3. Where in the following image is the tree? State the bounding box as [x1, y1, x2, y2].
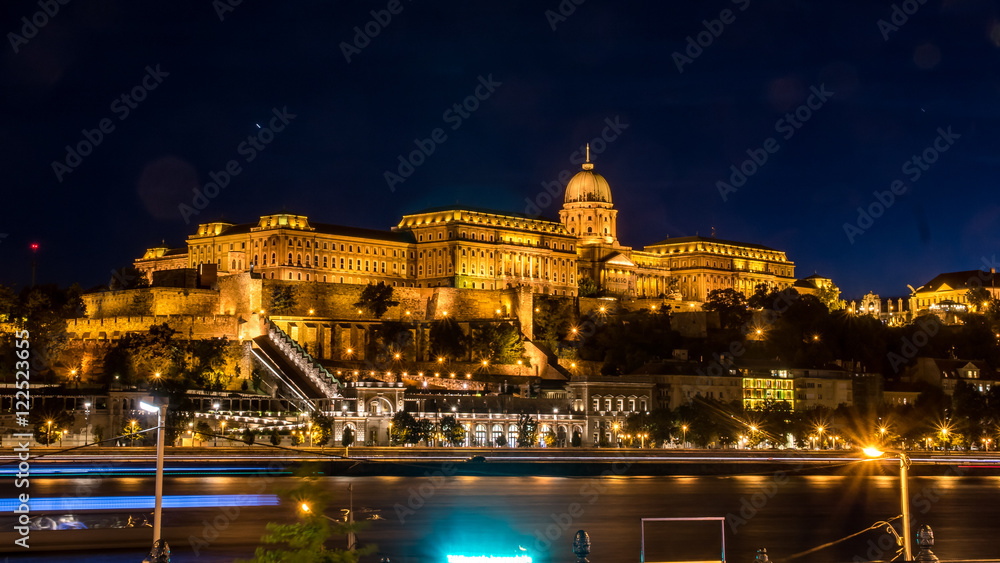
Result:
[469, 322, 525, 364]
[269, 284, 297, 315]
[354, 282, 399, 319]
[578, 275, 599, 297]
[516, 414, 538, 447]
[429, 317, 467, 360]
[815, 283, 845, 311]
[270, 428, 281, 446]
[243, 427, 256, 445]
[439, 415, 466, 446]
[313, 413, 333, 447]
[390, 411, 421, 445]
[237, 472, 374, 563]
[703, 289, 751, 330]
[195, 421, 213, 444]
[533, 296, 573, 353]
[571, 430, 582, 447]
[109, 265, 150, 290]
[93, 425, 105, 445]
[30, 409, 75, 446]
[966, 286, 991, 313]
[341, 426, 355, 447]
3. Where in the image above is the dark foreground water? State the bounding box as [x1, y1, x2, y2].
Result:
[3, 469, 999, 563]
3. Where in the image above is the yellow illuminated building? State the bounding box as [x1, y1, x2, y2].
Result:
[135, 147, 794, 301]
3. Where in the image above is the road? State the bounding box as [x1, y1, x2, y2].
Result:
[2, 465, 999, 562]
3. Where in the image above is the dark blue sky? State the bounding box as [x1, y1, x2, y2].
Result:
[2, 0, 998, 298]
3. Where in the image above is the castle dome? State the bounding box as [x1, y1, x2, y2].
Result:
[564, 146, 612, 204]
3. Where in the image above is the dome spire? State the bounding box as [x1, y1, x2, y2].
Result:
[583, 142, 594, 171]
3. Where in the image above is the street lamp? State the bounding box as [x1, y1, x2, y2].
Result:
[681, 424, 688, 448]
[816, 425, 826, 449]
[84, 403, 91, 445]
[140, 399, 167, 554]
[863, 446, 912, 561]
[46, 420, 53, 447]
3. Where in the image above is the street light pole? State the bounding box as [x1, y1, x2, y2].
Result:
[899, 452, 912, 562]
[863, 447, 912, 561]
[140, 400, 168, 558]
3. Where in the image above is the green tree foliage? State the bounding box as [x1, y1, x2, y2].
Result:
[966, 286, 991, 313]
[195, 421, 213, 444]
[516, 414, 538, 447]
[243, 427, 256, 445]
[577, 311, 681, 375]
[341, 426, 355, 447]
[270, 428, 281, 446]
[313, 413, 333, 447]
[109, 266, 150, 290]
[372, 321, 414, 362]
[469, 322, 525, 364]
[578, 275, 598, 297]
[439, 415, 466, 446]
[390, 411, 421, 445]
[269, 284, 297, 315]
[103, 323, 183, 387]
[532, 296, 573, 353]
[703, 288, 752, 330]
[238, 473, 374, 563]
[0, 284, 80, 381]
[815, 283, 845, 311]
[30, 408, 75, 445]
[429, 317, 467, 360]
[353, 282, 399, 319]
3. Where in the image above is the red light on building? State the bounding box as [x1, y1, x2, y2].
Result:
[30, 243, 39, 251]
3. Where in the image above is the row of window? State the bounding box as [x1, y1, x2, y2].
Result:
[590, 395, 649, 413]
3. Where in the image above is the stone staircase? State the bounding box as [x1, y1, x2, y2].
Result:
[252, 321, 342, 400]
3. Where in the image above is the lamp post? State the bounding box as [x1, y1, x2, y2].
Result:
[863, 447, 912, 561]
[84, 403, 91, 445]
[140, 400, 167, 553]
[212, 402, 220, 447]
[681, 425, 688, 448]
[816, 425, 825, 449]
[46, 420, 52, 447]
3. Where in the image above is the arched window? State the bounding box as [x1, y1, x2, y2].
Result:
[475, 424, 487, 447]
[492, 424, 504, 446]
[508, 424, 518, 447]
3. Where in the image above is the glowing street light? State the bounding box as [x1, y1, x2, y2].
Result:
[681, 424, 688, 448]
[139, 399, 167, 553]
[863, 446, 913, 561]
[46, 420, 53, 447]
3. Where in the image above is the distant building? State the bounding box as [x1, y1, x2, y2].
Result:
[735, 362, 854, 411]
[134, 148, 794, 302]
[905, 357, 999, 396]
[847, 292, 910, 326]
[909, 269, 1000, 319]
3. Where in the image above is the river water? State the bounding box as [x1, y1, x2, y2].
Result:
[5, 469, 1000, 563]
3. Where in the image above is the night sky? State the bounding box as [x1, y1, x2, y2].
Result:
[2, 0, 998, 299]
